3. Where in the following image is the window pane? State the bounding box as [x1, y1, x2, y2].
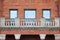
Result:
[43, 10, 50, 19]
[25, 10, 36, 18]
[10, 10, 17, 18]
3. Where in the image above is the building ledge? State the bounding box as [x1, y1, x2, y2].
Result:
[0, 27, 60, 30]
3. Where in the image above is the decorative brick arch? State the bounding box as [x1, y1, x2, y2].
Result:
[5, 35, 15, 40]
[20, 35, 41, 40]
[45, 35, 55, 40]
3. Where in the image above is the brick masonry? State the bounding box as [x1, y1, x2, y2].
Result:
[0, 0, 60, 34]
[58, 0, 60, 17]
[0, 30, 59, 34]
[0, 0, 59, 18]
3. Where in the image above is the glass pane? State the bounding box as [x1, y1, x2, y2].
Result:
[43, 10, 50, 19]
[25, 10, 36, 18]
[10, 10, 17, 18]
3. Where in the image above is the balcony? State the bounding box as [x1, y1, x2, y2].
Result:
[0, 17, 60, 30]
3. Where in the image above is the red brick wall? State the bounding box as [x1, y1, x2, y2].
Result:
[1, 0, 58, 19]
[0, 0, 60, 34]
[0, 0, 3, 17]
[0, 30, 60, 34]
[58, 0, 60, 17]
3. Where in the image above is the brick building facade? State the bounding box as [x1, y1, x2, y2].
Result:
[0, 0, 60, 40]
[0, 0, 59, 18]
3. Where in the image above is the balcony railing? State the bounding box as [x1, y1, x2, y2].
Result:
[0, 18, 60, 30]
